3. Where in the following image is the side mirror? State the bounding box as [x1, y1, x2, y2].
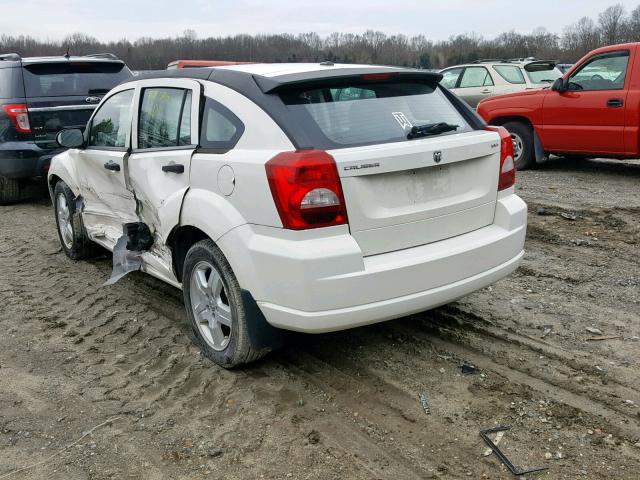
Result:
[56, 128, 85, 149]
[551, 78, 567, 93]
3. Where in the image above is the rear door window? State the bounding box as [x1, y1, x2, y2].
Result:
[22, 62, 131, 97]
[88, 89, 134, 149]
[459, 67, 494, 88]
[138, 88, 192, 148]
[493, 65, 526, 84]
[279, 80, 471, 149]
[440, 68, 463, 89]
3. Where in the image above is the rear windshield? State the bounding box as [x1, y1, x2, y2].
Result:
[22, 62, 131, 97]
[524, 64, 562, 84]
[279, 80, 471, 149]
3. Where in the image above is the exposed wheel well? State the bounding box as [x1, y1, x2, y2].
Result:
[169, 225, 210, 283]
[48, 175, 62, 195]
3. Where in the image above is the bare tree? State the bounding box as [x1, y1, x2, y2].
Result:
[0, 3, 633, 70]
[599, 4, 627, 44]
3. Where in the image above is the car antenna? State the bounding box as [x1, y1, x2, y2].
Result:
[64, 46, 70, 59]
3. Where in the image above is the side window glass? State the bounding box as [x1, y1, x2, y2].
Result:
[459, 67, 494, 88]
[493, 65, 526, 84]
[200, 97, 244, 151]
[88, 89, 134, 148]
[178, 91, 192, 146]
[441, 68, 462, 89]
[138, 88, 191, 149]
[569, 51, 629, 91]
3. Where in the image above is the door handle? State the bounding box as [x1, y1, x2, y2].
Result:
[607, 98, 624, 107]
[481, 89, 492, 94]
[162, 163, 184, 174]
[103, 160, 120, 172]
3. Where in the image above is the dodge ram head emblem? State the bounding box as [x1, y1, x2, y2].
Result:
[433, 151, 442, 163]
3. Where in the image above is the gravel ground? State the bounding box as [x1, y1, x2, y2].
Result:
[0, 156, 639, 479]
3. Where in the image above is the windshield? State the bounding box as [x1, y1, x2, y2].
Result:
[279, 81, 470, 149]
[525, 64, 562, 84]
[22, 62, 131, 97]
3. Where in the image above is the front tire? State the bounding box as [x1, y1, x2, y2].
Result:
[53, 181, 95, 260]
[0, 176, 20, 205]
[503, 121, 536, 170]
[183, 239, 270, 368]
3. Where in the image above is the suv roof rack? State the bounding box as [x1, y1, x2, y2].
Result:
[0, 53, 21, 62]
[86, 53, 120, 60]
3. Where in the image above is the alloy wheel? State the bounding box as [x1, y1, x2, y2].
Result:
[189, 261, 233, 351]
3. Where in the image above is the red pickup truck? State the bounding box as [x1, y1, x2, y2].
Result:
[477, 43, 638, 169]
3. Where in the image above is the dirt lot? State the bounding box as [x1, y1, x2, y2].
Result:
[0, 156, 639, 479]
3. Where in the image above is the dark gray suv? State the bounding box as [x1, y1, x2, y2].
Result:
[0, 53, 132, 204]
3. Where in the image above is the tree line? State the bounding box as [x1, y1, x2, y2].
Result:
[1, 3, 639, 70]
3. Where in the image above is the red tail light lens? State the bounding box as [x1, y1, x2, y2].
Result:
[265, 150, 348, 230]
[2, 104, 31, 133]
[485, 126, 515, 191]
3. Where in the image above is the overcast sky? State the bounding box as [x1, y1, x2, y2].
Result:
[1, 0, 638, 42]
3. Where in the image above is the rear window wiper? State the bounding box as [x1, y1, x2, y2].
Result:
[407, 122, 459, 139]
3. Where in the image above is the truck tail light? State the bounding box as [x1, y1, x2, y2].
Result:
[2, 104, 31, 133]
[265, 150, 348, 230]
[485, 126, 515, 191]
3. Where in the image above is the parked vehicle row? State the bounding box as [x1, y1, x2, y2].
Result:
[440, 58, 562, 107]
[48, 63, 526, 367]
[477, 43, 637, 169]
[0, 53, 132, 204]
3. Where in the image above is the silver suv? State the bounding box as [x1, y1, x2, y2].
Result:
[440, 58, 563, 107]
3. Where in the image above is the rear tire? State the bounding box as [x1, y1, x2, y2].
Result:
[183, 239, 271, 368]
[0, 176, 20, 205]
[502, 121, 536, 170]
[53, 181, 96, 260]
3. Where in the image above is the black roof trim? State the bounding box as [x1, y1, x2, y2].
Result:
[252, 67, 443, 93]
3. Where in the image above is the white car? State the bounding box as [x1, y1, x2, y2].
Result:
[48, 63, 527, 367]
[440, 59, 563, 107]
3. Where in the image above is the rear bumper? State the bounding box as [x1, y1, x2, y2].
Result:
[218, 191, 527, 333]
[259, 251, 523, 333]
[0, 142, 61, 179]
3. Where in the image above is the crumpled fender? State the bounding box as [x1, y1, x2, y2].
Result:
[47, 150, 82, 199]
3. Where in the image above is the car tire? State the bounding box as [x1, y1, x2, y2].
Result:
[53, 181, 96, 260]
[183, 239, 270, 368]
[502, 121, 536, 170]
[0, 176, 20, 205]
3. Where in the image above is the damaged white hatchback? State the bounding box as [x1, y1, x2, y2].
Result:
[48, 63, 527, 368]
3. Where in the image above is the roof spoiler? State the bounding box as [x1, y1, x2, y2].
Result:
[253, 68, 444, 93]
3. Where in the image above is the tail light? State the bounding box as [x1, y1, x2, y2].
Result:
[2, 104, 31, 133]
[265, 149, 348, 230]
[485, 126, 515, 191]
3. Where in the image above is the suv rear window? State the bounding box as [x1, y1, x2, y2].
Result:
[22, 62, 131, 97]
[279, 81, 471, 149]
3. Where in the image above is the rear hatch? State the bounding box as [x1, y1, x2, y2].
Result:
[278, 75, 501, 256]
[22, 60, 131, 148]
[524, 61, 562, 86]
